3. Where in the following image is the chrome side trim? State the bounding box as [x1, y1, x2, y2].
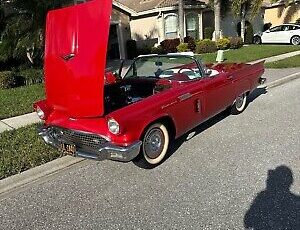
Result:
[178, 93, 192, 101]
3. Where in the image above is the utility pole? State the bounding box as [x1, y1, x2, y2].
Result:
[178, 0, 184, 42]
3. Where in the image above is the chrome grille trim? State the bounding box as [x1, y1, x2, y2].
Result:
[48, 126, 109, 151]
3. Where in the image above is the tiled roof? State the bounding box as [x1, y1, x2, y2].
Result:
[114, 0, 208, 13]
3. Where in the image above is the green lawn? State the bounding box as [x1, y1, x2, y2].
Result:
[0, 84, 45, 120]
[0, 124, 62, 180]
[265, 55, 300, 69]
[197, 45, 300, 64]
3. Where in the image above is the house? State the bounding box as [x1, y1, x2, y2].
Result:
[113, 0, 213, 51]
[263, 0, 300, 26]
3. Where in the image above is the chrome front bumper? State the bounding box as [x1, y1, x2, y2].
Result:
[38, 126, 142, 162]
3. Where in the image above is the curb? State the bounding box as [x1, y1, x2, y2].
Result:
[260, 72, 300, 89]
[0, 156, 85, 196]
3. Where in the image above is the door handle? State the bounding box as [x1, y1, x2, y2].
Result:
[61, 53, 75, 61]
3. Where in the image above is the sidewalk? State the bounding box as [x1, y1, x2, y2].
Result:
[0, 112, 40, 134]
[1, 50, 300, 135]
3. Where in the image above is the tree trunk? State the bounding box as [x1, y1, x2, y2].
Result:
[178, 0, 184, 42]
[214, 0, 221, 40]
[241, 3, 246, 42]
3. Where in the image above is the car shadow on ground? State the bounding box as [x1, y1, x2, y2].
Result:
[164, 86, 268, 163]
[244, 165, 300, 230]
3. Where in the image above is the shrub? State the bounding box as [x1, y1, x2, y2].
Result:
[263, 23, 272, 31]
[245, 24, 254, 44]
[177, 43, 190, 52]
[216, 38, 230, 50]
[160, 38, 180, 53]
[184, 36, 196, 52]
[151, 45, 165, 54]
[195, 39, 217, 54]
[229, 37, 244, 49]
[0, 71, 17, 89]
[137, 46, 152, 56]
[204, 27, 214, 40]
[126, 40, 138, 59]
[19, 69, 44, 86]
[296, 18, 300, 25]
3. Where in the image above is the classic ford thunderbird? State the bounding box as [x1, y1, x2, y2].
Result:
[34, 0, 265, 168]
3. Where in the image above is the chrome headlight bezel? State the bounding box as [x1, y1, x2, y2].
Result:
[36, 106, 45, 120]
[107, 118, 120, 135]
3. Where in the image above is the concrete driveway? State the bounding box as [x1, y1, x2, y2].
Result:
[0, 78, 300, 229]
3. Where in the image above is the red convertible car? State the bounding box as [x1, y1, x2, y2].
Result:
[34, 0, 265, 168]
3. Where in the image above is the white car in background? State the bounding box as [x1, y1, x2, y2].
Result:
[253, 24, 300, 45]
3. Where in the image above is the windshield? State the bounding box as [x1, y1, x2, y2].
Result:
[124, 55, 203, 81]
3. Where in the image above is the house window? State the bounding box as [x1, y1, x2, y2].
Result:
[186, 13, 199, 39]
[164, 14, 178, 39]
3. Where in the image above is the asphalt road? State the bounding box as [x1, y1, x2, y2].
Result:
[1, 78, 300, 230]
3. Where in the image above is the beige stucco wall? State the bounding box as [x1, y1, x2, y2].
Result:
[264, 4, 300, 26]
[130, 15, 161, 41]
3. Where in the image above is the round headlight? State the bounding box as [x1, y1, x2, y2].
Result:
[36, 106, 45, 120]
[108, 118, 120, 135]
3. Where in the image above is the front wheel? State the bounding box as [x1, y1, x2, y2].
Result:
[133, 123, 169, 169]
[231, 93, 248, 115]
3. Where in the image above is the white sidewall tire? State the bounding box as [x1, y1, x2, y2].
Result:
[142, 123, 169, 165]
[236, 93, 247, 112]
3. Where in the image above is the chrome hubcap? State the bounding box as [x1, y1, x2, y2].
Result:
[144, 128, 165, 159]
[236, 94, 245, 109]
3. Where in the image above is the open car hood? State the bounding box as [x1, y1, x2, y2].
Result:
[45, 0, 112, 118]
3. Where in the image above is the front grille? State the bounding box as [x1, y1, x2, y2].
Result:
[49, 126, 108, 151]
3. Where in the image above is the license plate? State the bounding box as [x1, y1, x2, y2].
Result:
[59, 143, 76, 156]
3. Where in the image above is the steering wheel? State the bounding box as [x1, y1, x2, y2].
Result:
[178, 67, 197, 75]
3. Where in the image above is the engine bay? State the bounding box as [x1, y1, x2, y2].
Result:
[104, 78, 172, 114]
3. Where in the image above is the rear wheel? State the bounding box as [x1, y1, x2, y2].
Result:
[133, 123, 169, 169]
[291, 36, 300, 45]
[253, 36, 262, 44]
[231, 93, 248, 115]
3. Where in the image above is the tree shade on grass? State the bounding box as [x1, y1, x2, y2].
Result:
[0, 125, 62, 180]
[0, 84, 45, 119]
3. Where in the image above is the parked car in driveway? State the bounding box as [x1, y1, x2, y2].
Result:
[34, 0, 266, 168]
[253, 24, 300, 45]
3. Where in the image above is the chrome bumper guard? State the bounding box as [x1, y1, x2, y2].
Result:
[38, 126, 142, 162]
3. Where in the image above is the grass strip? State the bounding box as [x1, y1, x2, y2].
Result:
[0, 84, 45, 119]
[197, 45, 300, 64]
[265, 55, 300, 69]
[0, 124, 62, 180]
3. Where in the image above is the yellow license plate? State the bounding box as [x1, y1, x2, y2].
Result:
[59, 143, 76, 156]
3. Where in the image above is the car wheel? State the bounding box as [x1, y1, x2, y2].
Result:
[133, 123, 169, 169]
[231, 93, 248, 115]
[253, 36, 262, 44]
[291, 36, 300, 45]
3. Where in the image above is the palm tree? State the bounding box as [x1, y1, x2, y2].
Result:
[214, 0, 222, 40]
[178, 0, 185, 42]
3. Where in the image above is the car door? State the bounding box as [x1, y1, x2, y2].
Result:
[201, 72, 236, 119]
[278, 25, 293, 43]
[261, 26, 282, 43]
